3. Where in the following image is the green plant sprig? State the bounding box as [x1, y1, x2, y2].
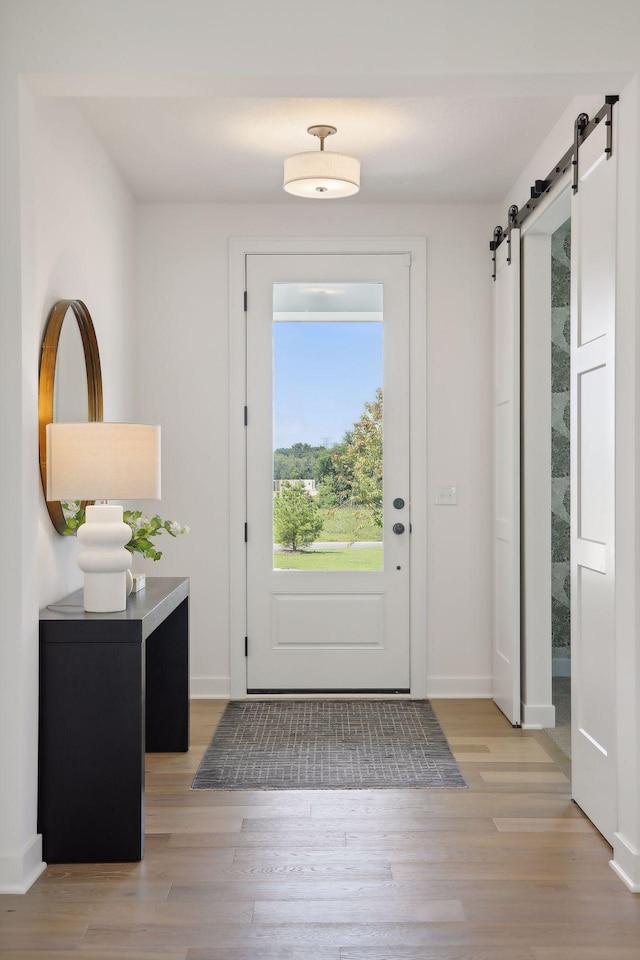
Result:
[60, 502, 189, 561]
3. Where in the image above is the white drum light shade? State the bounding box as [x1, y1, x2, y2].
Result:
[283, 151, 360, 198]
[46, 422, 161, 501]
[45, 422, 161, 613]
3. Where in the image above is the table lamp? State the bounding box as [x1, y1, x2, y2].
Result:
[46, 422, 161, 612]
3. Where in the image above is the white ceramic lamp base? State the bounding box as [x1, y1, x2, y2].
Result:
[77, 504, 132, 612]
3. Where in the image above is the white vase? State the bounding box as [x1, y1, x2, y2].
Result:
[76, 504, 132, 612]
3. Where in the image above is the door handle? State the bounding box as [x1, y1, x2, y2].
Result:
[392, 522, 405, 535]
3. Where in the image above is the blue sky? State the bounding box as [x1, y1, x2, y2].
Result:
[273, 322, 383, 449]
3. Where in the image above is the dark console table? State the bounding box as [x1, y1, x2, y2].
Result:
[38, 576, 189, 863]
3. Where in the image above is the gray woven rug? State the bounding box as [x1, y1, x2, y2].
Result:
[192, 700, 466, 790]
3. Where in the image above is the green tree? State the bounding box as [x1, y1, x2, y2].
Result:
[273, 443, 324, 480]
[336, 388, 383, 526]
[314, 443, 351, 507]
[273, 481, 324, 551]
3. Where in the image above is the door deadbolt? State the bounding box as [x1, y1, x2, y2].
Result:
[392, 522, 405, 535]
[393, 497, 405, 510]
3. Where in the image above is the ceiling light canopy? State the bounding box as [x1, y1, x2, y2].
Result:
[283, 125, 360, 199]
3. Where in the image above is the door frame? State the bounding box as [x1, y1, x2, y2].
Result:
[229, 237, 428, 699]
[519, 178, 572, 729]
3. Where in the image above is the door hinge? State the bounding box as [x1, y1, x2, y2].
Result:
[244, 636, 248, 657]
[244, 522, 248, 542]
[243, 290, 248, 312]
[244, 405, 248, 426]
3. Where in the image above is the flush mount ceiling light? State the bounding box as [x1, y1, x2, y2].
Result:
[283, 125, 360, 199]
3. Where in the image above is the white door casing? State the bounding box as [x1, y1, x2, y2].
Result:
[493, 231, 521, 726]
[519, 183, 570, 731]
[245, 253, 411, 692]
[570, 123, 617, 844]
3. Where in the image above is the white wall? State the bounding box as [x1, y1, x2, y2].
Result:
[136, 203, 495, 699]
[0, 95, 136, 892]
[36, 98, 138, 605]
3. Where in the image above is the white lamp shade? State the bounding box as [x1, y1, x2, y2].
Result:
[283, 150, 360, 198]
[46, 422, 161, 501]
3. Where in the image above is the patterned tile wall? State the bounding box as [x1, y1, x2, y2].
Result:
[551, 219, 571, 651]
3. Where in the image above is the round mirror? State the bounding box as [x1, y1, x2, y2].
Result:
[38, 300, 103, 533]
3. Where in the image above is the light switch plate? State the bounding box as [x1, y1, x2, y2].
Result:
[435, 482, 458, 505]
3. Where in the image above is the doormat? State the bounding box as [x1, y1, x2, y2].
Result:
[191, 700, 467, 790]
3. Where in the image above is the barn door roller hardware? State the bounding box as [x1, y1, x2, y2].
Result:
[489, 95, 619, 278]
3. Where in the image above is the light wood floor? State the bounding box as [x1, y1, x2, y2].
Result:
[2, 698, 639, 959]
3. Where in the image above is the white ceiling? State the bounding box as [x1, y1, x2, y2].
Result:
[77, 95, 571, 204]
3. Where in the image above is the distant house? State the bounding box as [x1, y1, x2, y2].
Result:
[273, 479, 317, 495]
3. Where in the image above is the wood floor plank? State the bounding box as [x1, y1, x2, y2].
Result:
[168, 878, 571, 904]
[187, 949, 340, 960]
[151, 800, 314, 815]
[241, 816, 498, 834]
[0, 916, 88, 952]
[340, 949, 536, 960]
[252, 898, 467, 923]
[80, 920, 640, 949]
[391, 859, 618, 882]
[462, 896, 640, 923]
[167, 861, 394, 883]
[493, 817, 597, 833]
[146, 815, 245, 834]
[0, 953, 188, 960]
[449, 737, 553, 764]
[7, 697, 639, 958]
[532, 949, 640, 959]
[0, 880, 172, 904]
[479, 771, 569, 783]
[232, 838, 610, 864]
[1, 900, 255, 925]
[310, 799, 583, 819]
[344, 831, 609, 853]
[166, 829, 347, 848]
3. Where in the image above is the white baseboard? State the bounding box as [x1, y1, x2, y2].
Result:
[190, 676, 231, 699]
[552, 657, 571, 677]
[192, 676, 493, 700]
[0, 834, 45, 894]
[610, 833, 640, 893]
[521, 702, 556, 729]
[426, 677, 492, 699]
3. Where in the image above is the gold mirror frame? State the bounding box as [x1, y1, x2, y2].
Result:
[38, 299, 103, 534]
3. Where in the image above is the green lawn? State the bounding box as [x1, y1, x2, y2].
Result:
[316, 506, 382, 542]
[274, 545, 383, 571]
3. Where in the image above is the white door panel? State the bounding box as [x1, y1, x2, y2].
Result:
[571, 123, 617, 844]
[246, 253, 411, 692]
[493, 232, 521, 725]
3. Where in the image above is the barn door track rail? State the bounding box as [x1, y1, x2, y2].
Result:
[490, 95, 619, 280]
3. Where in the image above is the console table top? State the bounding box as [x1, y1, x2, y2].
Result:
[40, 576, 189, 639]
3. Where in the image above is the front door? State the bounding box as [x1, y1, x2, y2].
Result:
[245, 253, 411, 692]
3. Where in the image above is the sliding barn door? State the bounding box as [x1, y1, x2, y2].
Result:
[570, 123, 617, 843]
[493, 232, 521, 725]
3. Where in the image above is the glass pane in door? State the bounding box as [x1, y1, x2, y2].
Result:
[272, 282, 383, 571]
